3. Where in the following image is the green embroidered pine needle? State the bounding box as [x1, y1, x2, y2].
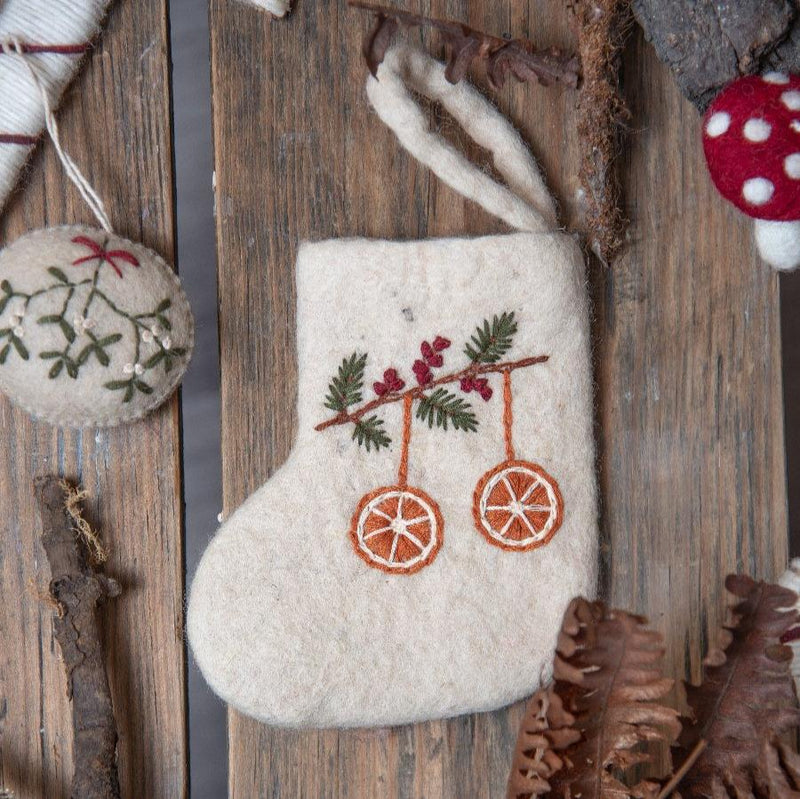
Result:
[416, 388, 478, 432]
[464, 311, 517, 364]
[352, 414, 391, 451]
[325, 352, 367, 412]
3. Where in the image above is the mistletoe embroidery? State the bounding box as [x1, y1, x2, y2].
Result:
[317, 312, 565, 575]
[0, 235, 188, 403]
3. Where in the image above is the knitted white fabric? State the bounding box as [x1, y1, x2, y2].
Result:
[188, 44, 598, 729]
[0, 225, 194, 426]
[0, 0, 111, 210]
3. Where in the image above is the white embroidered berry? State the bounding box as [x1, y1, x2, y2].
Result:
[151, 324, 163, 337]
[12, 325, 24, 338]
[142, 329, 155, 343]
[162, 336, 172, 350]
[134, 363, 145, 376]
[123, 363, 135, 375]
[72, 315, 96, 334]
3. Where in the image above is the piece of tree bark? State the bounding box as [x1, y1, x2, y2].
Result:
[633, 0, 800, 111]
[34, 476, 121, 799]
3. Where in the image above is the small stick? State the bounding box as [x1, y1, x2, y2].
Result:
[571, 0, 633, 264]
[315, 354, 548, 431]
[34, 476, 121, 799]
[656, 739, 708, 799]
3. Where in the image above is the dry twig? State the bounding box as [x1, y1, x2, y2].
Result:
[35, 476, 121, 799]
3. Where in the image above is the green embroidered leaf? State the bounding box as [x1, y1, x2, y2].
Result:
[164, 356, 174, 373]
[124, 384, 134, 402]
[58, 319, 76, 343]
[0, 344, 9, 364]
[1, 279, 11, 294]
[48, 360, 64, 379]
[37, 314, 63, 325]
[352, 415, 391, 451]
[77, 346, 94, 365]
[144, 351, 165, 369]
[170, 347, 187, 357]
[135, 379, 153, 394]
[94, 347, 110, 367]
[104, 380, 131, 390]
[39, 351, 62, 360]
[416, 388, 478, 432]
[325, 352, 367, 412]
[66, 360, 79, 379]
[47, 267, 69, 284]
[464, 311, 517, 364]
[156, 298, 172, 312]
[0, 295, 8, 316]
[156, 315, 172, 331]
[97, 334, 123, 347]
[10, 336, 29, 360]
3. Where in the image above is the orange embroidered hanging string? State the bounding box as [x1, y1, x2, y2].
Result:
[503, 368, 515, 461]
[397, 391, 413, 488]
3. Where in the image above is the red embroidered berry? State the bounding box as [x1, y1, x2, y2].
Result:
[460, 377, 474, 392]
[426, 353, 444, 368]
[420, 341, 434, 360]
[433, 336, 451, 351]
[373, 381, 388, 396]
[418, 372, 432, 386]
[412, 359, 428, 374]
[479, 386, 493, 402]
[382, 368, 405, 391]
[474, 378, 488, 391]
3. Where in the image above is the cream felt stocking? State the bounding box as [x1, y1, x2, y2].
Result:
[188, 44, 598, 729]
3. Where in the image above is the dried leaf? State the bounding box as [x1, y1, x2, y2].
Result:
[757, 739, 800, 796]
[674, 575, 800, 796]
[350, 1, 580, 89]
[508, 598, 681, 798]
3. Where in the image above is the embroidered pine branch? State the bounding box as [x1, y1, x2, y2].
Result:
[352, 414, 391, 451]
[349, 1, 581, 89]
[464, 312, 518, 364]
[671, 574, 800, 796]
[570, 0, 633, 264]
[416, 387, 478, 432]
[324, 352, 367, 412]
[34, 476, 121, 799]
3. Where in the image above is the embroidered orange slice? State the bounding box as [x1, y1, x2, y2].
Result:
[473, 460, 563, 551]
[350, 485, 443, 574]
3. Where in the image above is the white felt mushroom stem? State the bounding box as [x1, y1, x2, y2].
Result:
[235, 0, 291, 16]
[754, 218, 800, 271]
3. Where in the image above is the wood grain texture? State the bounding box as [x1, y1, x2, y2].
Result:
[208, 0, 788, 795]
[0, 3, 187, 798]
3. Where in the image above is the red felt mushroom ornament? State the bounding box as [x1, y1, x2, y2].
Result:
[702, 72, 800, 270]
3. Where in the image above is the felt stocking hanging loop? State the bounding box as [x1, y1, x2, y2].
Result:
[188, 43, 597, 729]
[0, 42, 194, 428]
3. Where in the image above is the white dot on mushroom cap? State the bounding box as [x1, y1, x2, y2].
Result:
[763, 72, 790, 85]
[785, 153, 800, 179]
[792, 120, 800, 134]
[706, 111, 731, 137]
[782, 91, 800, 111]
[743, 118, 771, 142]
[742, 177, 774, 205]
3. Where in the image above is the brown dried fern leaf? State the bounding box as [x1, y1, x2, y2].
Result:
[508, 597, 681, 799]
[674, 575, 800, 797]
[350, 1, 580, 89]
[757, 739, 800, 796]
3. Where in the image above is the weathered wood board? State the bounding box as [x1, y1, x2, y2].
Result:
[208, 1, 788, 796]
[0, 3, 187, 798]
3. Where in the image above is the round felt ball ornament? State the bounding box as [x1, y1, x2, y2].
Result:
[702, 72, 800, 270]
[0, 226, 193, 427]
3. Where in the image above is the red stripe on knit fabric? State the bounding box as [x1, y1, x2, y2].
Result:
[0, 43, 89, 55]
[0, 133, 37, 145]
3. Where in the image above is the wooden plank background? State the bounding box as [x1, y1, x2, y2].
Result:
[210, 0, 788, 796]
[0, 3, 187, 798]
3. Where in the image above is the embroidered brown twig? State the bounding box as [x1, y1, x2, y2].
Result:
[349, 1, 580, 89]
[315, 354, 548, 432]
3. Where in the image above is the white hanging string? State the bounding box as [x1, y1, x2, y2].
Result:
[2, 36, 113, 232]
